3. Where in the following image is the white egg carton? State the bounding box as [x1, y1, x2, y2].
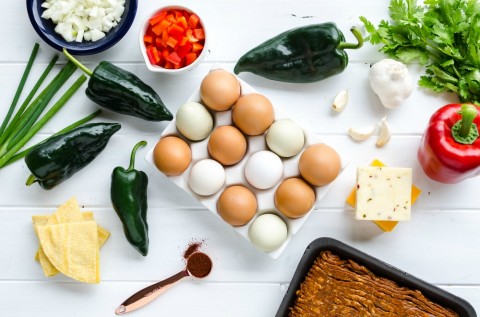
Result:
[145, 70, 346, 259]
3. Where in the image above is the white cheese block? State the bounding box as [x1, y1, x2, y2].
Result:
[355, 166, 412, 221]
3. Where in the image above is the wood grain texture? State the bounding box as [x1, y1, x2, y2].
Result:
[0, 0, 479, 316]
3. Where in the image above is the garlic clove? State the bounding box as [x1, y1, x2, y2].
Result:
[376, 116, 392, 147]
[348, 124, 376, 141]
[332, 90, 349, 112]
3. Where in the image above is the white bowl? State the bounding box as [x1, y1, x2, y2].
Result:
[139, 5, 208, 74]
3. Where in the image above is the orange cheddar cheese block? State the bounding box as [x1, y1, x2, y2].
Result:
[346, 159, 421, 232]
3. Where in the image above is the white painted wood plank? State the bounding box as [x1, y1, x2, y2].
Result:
[1, 207, 480, 287]
[0, 281, 285, 317]
[0, 281, 477, 317]
[1, 0, 480, 316]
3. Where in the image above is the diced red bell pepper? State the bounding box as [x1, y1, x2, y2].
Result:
[144, 8, 205, 69]
[166, 36, 178, 48]
[179, 36, 188, 46]
[185, 52, 197, 66]
[188, 14, 199, 29]
[176, 42, 193, 58]
[176, 16, 188, 30]
[192, 43, 203, 53]
[193, 28, 205, 40]
[168, 23, 185, 38]
[152, 19, 172, 36]
[162, 49, 170, 60]
[174, 10, 183, 20]
[165, 14, 176, 23]
[143, 35, 153, 44]
[186, 29, 198, 43]
[146, 47, 161, 65]
[149, 10, 167, 26]
[161, 30, 169, 44]
[166, 51, 182, 65]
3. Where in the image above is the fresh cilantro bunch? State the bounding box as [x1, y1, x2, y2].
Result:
[360, 0, 480, 104]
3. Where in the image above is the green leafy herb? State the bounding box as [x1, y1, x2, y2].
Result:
[360, 0, 480, 104]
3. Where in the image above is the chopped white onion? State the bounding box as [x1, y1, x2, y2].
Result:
[41, 0, 126, 42]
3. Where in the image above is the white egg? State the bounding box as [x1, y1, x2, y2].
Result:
[248, 213, 288, 251]
[266, 119, 305, 157]
[176, 102, 213, 141]
[245, 151, 283, 189]
[189, 159, 225, 196]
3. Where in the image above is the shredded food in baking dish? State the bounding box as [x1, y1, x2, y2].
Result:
[289, 251, 458, 317]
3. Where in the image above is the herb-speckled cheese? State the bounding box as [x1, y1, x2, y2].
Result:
[355, 166, 412, 221]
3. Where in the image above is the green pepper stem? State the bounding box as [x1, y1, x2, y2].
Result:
[26, 174, 37, 186]
[338, 26, 364, 50]
[452, 104, 479, 144]
[63, 48, 93, 77]
[127, 141, 147, 172]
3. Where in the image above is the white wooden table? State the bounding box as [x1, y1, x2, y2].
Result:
[1, 1, 479, 316]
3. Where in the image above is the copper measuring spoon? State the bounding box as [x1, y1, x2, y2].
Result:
[115, 252, 212, 315]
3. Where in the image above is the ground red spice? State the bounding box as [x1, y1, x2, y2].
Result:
[187, 252, 212, 278]
[183, 241, 202, 260]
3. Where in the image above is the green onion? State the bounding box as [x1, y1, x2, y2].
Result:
[0, 54, 59, 143]
[2, 110, 102, 167]
[0, 43, 39, 137]
[0, 74, 87, 168]
[0, 61, 77, 155]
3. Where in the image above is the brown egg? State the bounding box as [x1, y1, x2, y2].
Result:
[299, 143, 341, 186]
[232, 93, 275, 135]
[153, 136, 192, 176]
[208, 125, 247, 165]
[200, 70, 241, 111]
[275, 178, 316, 218]
[217, 185, 257, 226]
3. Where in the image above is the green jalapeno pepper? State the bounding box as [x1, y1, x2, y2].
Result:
[111, 141, 149, 256]
[25, 122, 121, 190]
[234, 23, 363, 83]
[63, 49, 173, 121]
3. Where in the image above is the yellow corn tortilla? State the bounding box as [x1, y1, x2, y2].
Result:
[32, 197, 109, 282]
[37, 221, 100, 284]
[53, 197, 83, 223]
[33, 212, 110, 262]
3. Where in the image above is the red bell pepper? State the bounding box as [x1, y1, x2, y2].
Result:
[417, 103, 480, 184]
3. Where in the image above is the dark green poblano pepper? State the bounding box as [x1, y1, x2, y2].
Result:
[25, 122, 121, 190]
[111, 141, 149, 256]
[63, 49, 173, 121]
[234, 23, 363, 83]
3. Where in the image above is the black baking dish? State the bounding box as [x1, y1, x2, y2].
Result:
[276, 237, 476, 317]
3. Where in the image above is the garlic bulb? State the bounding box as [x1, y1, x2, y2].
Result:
[369, 59, 413, 109]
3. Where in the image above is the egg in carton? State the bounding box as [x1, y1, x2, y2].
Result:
[145, 68, 346, 259]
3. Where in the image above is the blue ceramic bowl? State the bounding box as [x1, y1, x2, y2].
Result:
[26, 0, 138, 55]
